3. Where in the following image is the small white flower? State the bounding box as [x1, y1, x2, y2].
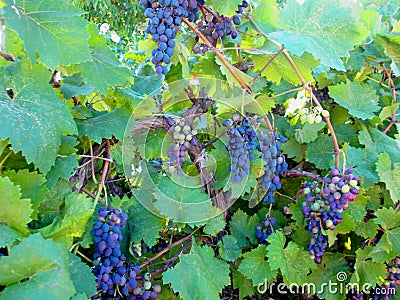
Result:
[99, 23, 110, 35]
[110, 32, 121, 43]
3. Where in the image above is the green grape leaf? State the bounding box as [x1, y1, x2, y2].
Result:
[203, 214, 226, 236]
[60, 74, 95, 99]
[0, 62, 77, 174]
[353, 247, 387, 287]
[76, 105, 132, 143]
[0, 176, 32, 236]
[3, 0, 91, 69]
[294, 122, 326, 144]
[370, 228, 400, 263]
[163, 240, 230, 300]
[127, 198, 164, 248]
[356, 219, 379, 239]
[1, 169, 48, 220]
[206, 0, 241, 16]
[345, 146, 379, 189]
[252, 0, 280, 33]
[0, 225, 22, 248]
[217, 235, 242, 262]
[252, 52, 319, 85]
[0, 234, 75, 299]
[238, 245, 277, 287]
[307, 253, 351, 300]
[332, 124, 359, 146]
[38, 193, 94, 247]
[379, 103, 400, 122]
[305, 135, 334, 169]
[346, 190, 369, 223]
[71, 293, 88, 300]
[269, 0, 368, 70]
[45, 154, 79, 189]
[374, 207, 400, 231]
[375, 34, 400, 65]
[280, 138, 305, 162]
[376, 153, 400, 204]
[232, 268, 256, 300]
[328, 214, 356, 246]
[153, 176, 220, 223]
[267, 231, 316, 285]
[68, 253, 97, 297]
[215, 56, 253, 86]
[229, 209, 259, 247]
[329, 80, 380, 120]
[76, 24, 133, 94]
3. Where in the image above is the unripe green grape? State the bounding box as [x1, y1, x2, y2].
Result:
[306, 114, 315, 124]
[174, 126, 181, 132]
[349, 179, 358, 187]
[321, 110, 330, 117]
[325, 219, 333, 227]
[315, 115, 323, 123]
[143, 281, 152, 290]
[341, 184, 350, 193]
[304, 187, 311, 194]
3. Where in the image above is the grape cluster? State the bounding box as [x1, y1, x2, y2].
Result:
[301, 168, 360, 263]
[223, 114, 257, 183]
[255, 215, 276, 245]
[313, 86, 330, 102]
[347, 257, 400, 300]
[285, 89, 330, 124]
[140, 0, 200, 74]
[257, 133, 288, 203]
[193, 1, 249, 53]
[166, 116, 199, 172]
[91, 206, 162, 299]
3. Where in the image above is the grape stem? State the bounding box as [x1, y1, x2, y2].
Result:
[0, 51, 15, 61]
[182, 17, 252, 94]
[381, 63, 397, 135]
[199, 4, 223, 23]
[245, 15, 340, 169]
[285, 169, 323, 182]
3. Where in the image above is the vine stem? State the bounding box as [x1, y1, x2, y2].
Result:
[199, 4, 223, 23]
[249, 46, 285, 86]
[139, 234, 206, 268]
[93, 139, 111, 209]
[381, 63, 397, 134]
[182, 17, 252, 94]
[246, 15, 340, 169]
[0, 51, 15, 61]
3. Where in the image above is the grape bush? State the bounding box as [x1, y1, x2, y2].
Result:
[0, 0, 399, 300]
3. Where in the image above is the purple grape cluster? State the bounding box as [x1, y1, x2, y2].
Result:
[91, 206, 162, 299]
[301, 168, 360, 263]
[302, 168, 360, 231]
[166, 116, 199, 172]
[257, 133, 288, 203]
[347, 257, 400, 300]
[193, 1, 249, 53]
[140, 0, 200, 74]
[223, 114, 257, 183]
[255, 215, 276, 245]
